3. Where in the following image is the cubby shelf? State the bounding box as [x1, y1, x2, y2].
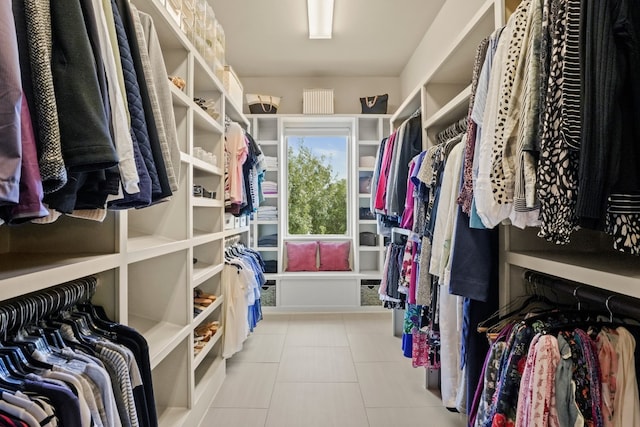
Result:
[193, 263, 225, 288]
[193, 328, 224, 369]
[192, 296, 225, 327]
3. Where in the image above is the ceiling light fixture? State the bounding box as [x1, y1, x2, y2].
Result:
[307, 0, 334, 39]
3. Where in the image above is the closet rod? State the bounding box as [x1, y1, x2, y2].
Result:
[224, 235, 242, 247]
[0, 276, 97, 335]
[523, 270, 640, 321]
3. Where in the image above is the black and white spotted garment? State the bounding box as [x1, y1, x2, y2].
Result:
[536, 0, 580, 245]
[489, 0, 531, 205]
[513, 0, 543, 225]
[606, 195, 640, 255]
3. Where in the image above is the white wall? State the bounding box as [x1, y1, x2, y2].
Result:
[240, 76, 401, 115]
[399, 0, 485, 98]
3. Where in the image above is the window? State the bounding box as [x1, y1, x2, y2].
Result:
[286, 134, 349, 235]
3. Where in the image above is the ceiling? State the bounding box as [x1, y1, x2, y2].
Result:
[209, 0, 446, 78]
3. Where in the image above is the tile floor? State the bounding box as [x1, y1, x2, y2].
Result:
[199, 312, 467, 427]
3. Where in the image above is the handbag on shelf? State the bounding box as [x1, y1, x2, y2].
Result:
[359, 207, 375, 220]
[359, 94, 388, 114]
[359, 175, 372, 194]
[359, 232, 378, 246]
[246, 94, 281, 114]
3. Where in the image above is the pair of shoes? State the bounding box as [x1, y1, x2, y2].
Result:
[195, 320, 220, 342]
[193, 185, 216, 199]
[194, 290, 217, 309]
[194, 289, 217, 308]
[195, 321, 220, 337]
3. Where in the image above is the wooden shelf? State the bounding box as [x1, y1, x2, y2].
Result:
[192, 157, 223, 176]
[193, 105, 223, 134]
[193, 356, 225, 408]
[256, 220, 279, 225]
[424, 84, 471, 131]
[192, 198, 223, 208]
[428, 0, 495, 84]
[129, 315, 189, 369]
[192, 50, 224, 95]
[170, 83, 190, 108]
[391, 86, 422, 125]
[131, 0, 190, 51]
[156, 406, 190, 427]
[507, 250, 640, 300]
[225, 96, 249, 128]
[359, 271, 383, 279]
[358, 140, 381, 146]
[224, 227, 250, 238]
[359, 220, 377, 225]
[193, 262, 225, 288]
[193, 328, 224, 369]
[126, 233, 189, 264]
[258, 140, 279, 146]
[0, 253, 121, 301]
[192, 295, 224, 326]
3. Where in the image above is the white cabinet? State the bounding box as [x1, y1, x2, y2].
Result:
[356, 116, 389, 278]
[0, 0, 249, 425]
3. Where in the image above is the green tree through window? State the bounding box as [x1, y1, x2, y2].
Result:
[287, 137, 348, 235]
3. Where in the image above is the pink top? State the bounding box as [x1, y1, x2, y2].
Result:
[225, 123, 248, 204]
[374, 131, 397, 212]
[399, 159, 416, 229]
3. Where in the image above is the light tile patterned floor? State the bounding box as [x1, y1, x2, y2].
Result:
[199, 312, 467, 427]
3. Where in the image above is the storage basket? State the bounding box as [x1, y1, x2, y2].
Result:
[359, 174, 372, 194]
[261, 281, 276, 306]
[222, 65, 243, 108]
[359, 207, 375, 220]
[303, 88, 334, 115]
[224, 213, 234, 230]
[360, 280, 381, 306]
[359, 156, 376, 168]
[359, 232, 378, 246]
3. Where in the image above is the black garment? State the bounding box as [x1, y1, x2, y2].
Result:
[239, 132, 260, 216]
[24, 379, 83, 427]
[577, 0, 630, 227]
[449, 208, 499, 303]
[44, 171, 113, 213]
[263, 260, 278, 273]
[87, 306, 158, 427]
[49, 0, 117, 172]
[390, 115, 422, 217]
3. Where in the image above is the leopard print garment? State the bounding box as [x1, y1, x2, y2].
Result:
[458, 37, 490, 215]
[490, 0, 531, 205]
[536, 0, 580, 245]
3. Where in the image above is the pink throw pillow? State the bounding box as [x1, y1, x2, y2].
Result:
[318, 241, 351, 271]
[285, 241, 318, 271]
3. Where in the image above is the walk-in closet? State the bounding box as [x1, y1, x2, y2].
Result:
[2, 0, 640, 426]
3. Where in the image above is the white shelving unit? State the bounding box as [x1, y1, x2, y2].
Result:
[247, 114, 390, 310]
[0, 0, 250, 425]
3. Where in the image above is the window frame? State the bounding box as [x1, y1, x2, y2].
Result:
[281, 118, 355, 241]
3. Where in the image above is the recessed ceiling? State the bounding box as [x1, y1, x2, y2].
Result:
[209, 0, 446, 78]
